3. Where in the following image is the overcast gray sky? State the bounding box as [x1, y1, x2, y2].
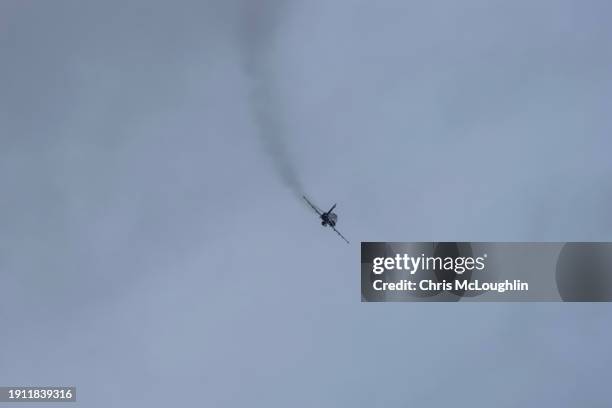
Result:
[1, 1, 611, 407]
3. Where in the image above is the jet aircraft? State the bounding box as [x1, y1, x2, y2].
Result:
[302, 195, 350, 244]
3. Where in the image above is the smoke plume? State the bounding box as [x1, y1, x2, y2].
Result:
[238, 1, 305, 198]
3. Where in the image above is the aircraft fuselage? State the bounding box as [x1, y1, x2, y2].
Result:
[321, 212, 337, 227]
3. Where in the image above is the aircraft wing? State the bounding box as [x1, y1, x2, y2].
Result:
[331, 226, 350, 244]
[302, 195, 323, 216]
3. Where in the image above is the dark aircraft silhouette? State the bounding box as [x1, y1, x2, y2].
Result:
[302, 195, 349, 244]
